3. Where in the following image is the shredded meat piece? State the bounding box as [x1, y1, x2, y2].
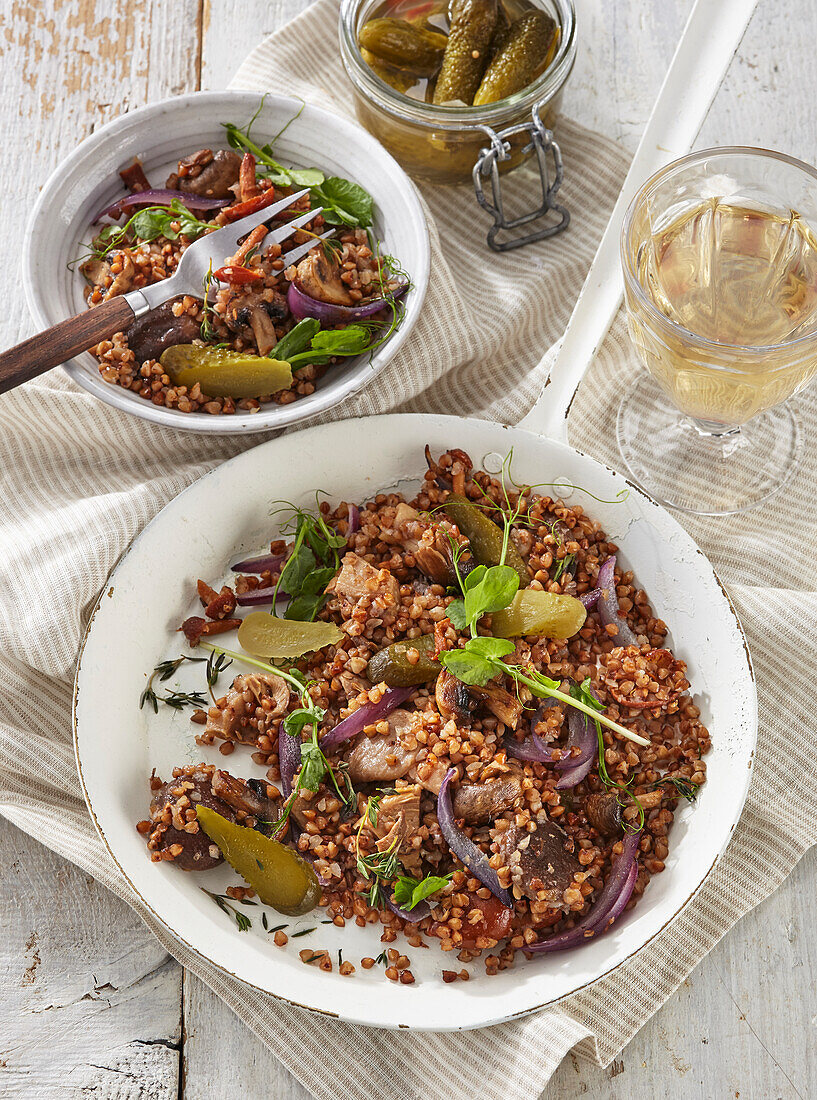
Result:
[346, 709, 420, 782]
[239, 151, 260, 201]
[197, 579, 237, 620]
[369, 785, 422, 874]
[330, 552, 399, 605]
[203, 673, 290, 745]
[119, 157, 151, 193]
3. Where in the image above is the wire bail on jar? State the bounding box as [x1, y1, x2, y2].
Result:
[472, 104, 569, 252]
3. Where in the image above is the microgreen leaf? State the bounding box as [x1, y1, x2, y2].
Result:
[393, 872, 453, 910]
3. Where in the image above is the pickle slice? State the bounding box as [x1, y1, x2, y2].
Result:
[359, 17, 447, 77]
[441, 493, 529, 584]
[433, 0, 498, 105]
[238, 610, 343, 659]
[196, 806, 320, 916]
[491, 590, 586, 639]
[473, 10, 557, 105]
[160, 345, 292, 399]
[367, 632, 439, 687]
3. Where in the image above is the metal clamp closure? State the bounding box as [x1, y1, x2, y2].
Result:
[472, 105, 569, 252]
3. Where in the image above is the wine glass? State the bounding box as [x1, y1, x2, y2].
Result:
[617, 147, 817, 516]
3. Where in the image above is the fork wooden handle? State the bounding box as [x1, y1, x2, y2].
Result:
[0, 295, 136, 395]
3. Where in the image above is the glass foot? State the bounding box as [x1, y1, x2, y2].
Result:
[616, 374, 803, 516]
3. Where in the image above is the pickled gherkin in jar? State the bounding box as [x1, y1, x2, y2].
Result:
[361, 47, 417, 94]
[473, 9, 557, 105]
[359, 17, 448, 76]
[433, 0, 498, 105]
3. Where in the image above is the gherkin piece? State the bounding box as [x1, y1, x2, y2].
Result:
[441, 493, 529, 584]
[433, 0, 498, 106]
[160, 345, 292, 399]
[195, 806, 321, 916]
[473, 9, 557, 105]
[490, 589, 586, 639]
[359, 17, 448, 77]
[367, 632, 438, 687]
[361, 46, 417, 94]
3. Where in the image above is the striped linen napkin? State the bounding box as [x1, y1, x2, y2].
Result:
[1, 1, 816, 1096]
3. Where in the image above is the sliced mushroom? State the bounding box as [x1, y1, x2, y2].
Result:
[222, 290, 288, 355]
[451, 773, 524, 824]
[147, 766, 236, 871]
[585, 792, 623, 835]
[295, 250, 354, 306]
[436, 669, 476, 723]
[210, 771, 279, 822]
[346, 709, 420, 782]
[125, 300, 203, 365]
[493, 817, 580, 907]
[171, 148, 242, 199]
[435, 670, 521, 729]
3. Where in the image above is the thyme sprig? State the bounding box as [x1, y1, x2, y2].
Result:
[140, 655, 208, 712]
[202, 888, 252, 932]
[354, 795, 400, 907]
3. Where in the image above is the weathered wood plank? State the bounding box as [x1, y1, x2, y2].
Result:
[0, 816, 183, 1098]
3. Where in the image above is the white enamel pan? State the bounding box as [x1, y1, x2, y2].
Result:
[75, 0, 759, 1030]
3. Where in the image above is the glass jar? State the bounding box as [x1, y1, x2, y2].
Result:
[339, 0, 577, 186]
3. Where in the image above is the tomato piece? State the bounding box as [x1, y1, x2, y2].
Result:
[213, 264, 264, 285]
[457, 894, 513, 943]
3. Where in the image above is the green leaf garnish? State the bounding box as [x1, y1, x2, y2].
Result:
[393, 872, 453, 911]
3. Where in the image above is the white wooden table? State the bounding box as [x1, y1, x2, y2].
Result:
[2, 1, 816, 1096]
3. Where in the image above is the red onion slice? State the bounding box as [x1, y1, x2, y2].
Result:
[522, 830, 641, 953]
[230, 552, 286, 574]
[287, 280, 407, 326]
[597, 556, 638, 646]
[235, 586, 289, 606]
[579, 588, 602, 609]
[92, 188, 230, 223]
[347, 503, 360, 535]
[278, 729, 302, 799]
[320, 686, 414, 750]
[555, 694, 597, 773]
[384, 892, 432, 923]
[504, 730, 559, 762]
[437, 768, 513, 908]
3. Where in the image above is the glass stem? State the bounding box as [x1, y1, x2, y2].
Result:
[689, 416, 742, 439]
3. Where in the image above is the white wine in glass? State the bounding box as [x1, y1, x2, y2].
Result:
[619, 148, 817, 515]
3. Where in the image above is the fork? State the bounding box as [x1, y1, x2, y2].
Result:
[0, 188, 332, 395]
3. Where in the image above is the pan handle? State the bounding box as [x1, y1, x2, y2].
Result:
[517, 0, 759, 445]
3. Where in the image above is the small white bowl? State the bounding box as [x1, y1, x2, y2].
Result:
[22, 92, 430, 434]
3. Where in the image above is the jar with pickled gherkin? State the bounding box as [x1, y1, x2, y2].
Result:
[340, 0, 575, 187]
